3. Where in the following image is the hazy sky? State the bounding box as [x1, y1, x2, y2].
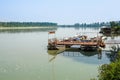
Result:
[0, 0, 120, 24]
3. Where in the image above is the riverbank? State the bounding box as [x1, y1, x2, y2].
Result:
[0, 26, 57, 33]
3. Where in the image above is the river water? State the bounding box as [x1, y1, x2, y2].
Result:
[0, 27, 119, 80]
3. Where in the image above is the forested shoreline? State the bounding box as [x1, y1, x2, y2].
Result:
[110, 21, 120, 34]
[0, 21, 120, 28]
[0, 21, 116, 28]
[0, 22, 57, 27]
[59, 22, 110, 27]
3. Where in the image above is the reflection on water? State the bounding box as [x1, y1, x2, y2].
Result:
[0, 27, 119, 80]
[48, 48, 99, 57]
[48, 48, 105, 65]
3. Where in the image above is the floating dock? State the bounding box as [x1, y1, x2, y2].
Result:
[48, 34, 105, 51]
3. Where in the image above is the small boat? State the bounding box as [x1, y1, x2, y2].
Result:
[99, 26, 111, 34]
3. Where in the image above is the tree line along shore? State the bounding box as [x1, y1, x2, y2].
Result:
[0, 22, 57, 27]
[0, 22, 58, 30]
[0, 21, 120, 32]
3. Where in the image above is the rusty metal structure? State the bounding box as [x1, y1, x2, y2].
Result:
[48, 33, 105, 51]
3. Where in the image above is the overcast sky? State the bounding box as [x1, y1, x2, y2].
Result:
[0, 0, 120, 24]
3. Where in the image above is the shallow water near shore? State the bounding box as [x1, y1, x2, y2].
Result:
[0, 27, 119, 80]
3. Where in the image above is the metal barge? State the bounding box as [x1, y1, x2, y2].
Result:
[48, 33, 105, 51]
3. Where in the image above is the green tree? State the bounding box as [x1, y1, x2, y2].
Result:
[98, 51, 120, 80]
[98, 60, 120, 80]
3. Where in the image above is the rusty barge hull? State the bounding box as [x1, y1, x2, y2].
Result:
[48, 34, 105, 50]
[48, 40, 105, 50]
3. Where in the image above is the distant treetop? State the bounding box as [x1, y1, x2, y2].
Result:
[0, 22, 57, 27]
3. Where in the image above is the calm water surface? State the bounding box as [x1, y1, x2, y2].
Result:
[0, 27, 115, 80]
